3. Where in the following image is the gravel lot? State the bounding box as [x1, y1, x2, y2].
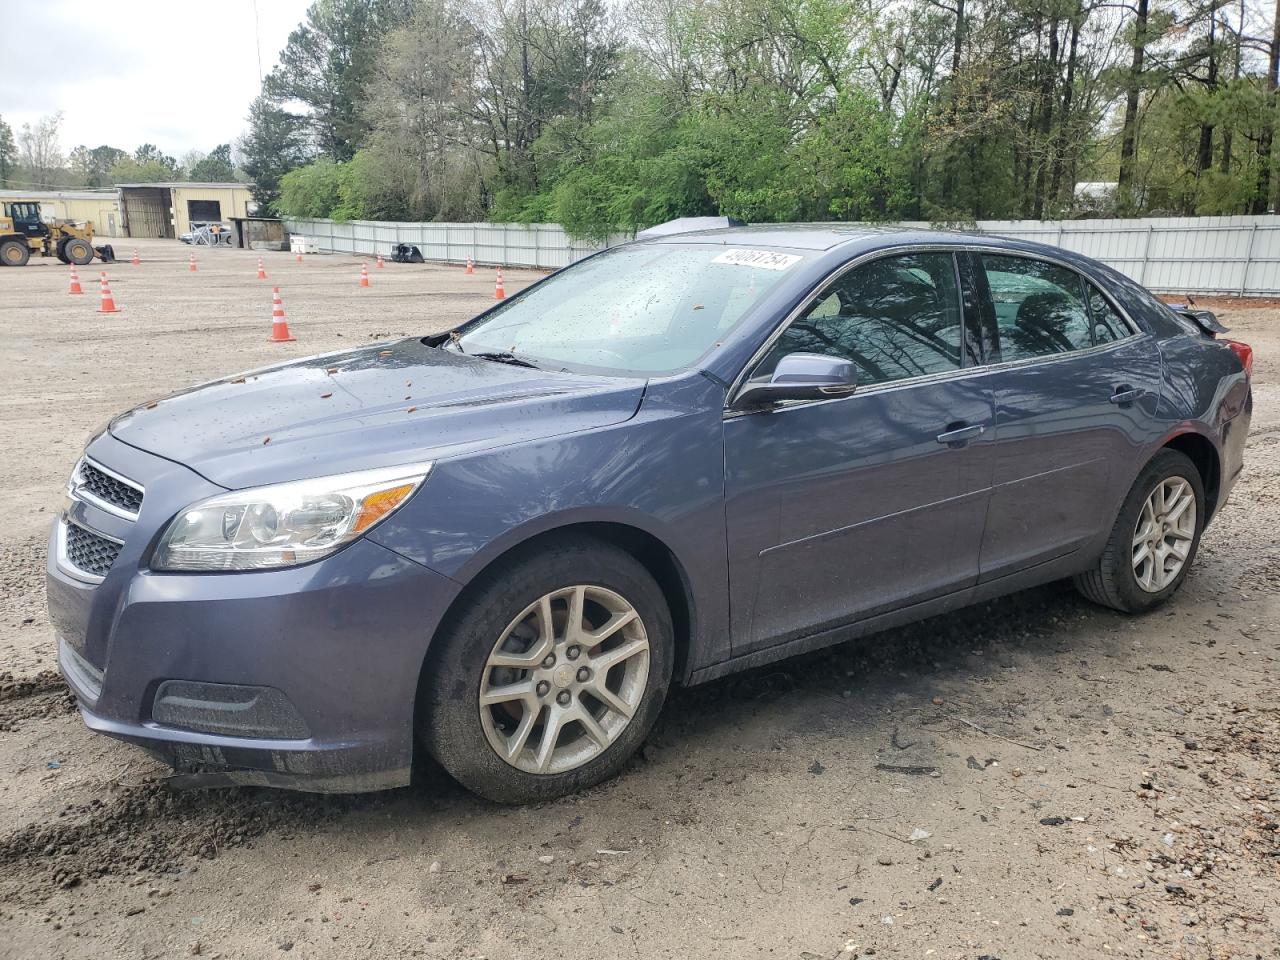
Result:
[0, 239, 1277, 960]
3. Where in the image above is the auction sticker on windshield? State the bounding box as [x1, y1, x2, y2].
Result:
[711, 249, 803, 271]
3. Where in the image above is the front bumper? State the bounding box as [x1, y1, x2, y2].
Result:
[49, 434, 461, 793]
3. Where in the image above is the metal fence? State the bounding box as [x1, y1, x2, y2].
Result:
[281, 218, 626, 271]
[283, 214, 1280, 297]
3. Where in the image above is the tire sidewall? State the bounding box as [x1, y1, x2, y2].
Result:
[422, 538, 674, 803]
[66, 239, 93, 266]
[1109, 450, 1206, 612]
[0, 240, 29, 267]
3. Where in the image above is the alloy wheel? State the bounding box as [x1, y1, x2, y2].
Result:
[478, 585, 650, 775]
[1132, 476, 1197, 593]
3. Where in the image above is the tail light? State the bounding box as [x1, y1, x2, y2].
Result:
[1223, 339, 1253, 379]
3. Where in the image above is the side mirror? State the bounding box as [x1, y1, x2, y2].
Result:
[735, 352, 858, 408]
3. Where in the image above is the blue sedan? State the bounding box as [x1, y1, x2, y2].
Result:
[48, 222, 1253, 801]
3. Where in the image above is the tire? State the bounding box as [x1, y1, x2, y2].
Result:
[0, 239, 30, 267]
[1074, 449, 1205, 613]
[421, 536, 674, 803]
[56, 238, 70, 264]
[64, 237, 93, 266]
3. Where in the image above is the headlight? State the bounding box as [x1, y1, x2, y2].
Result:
[152, 463, 432, 572]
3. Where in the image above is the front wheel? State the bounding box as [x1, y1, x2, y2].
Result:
[1075, 449, 1205, 613]
[421, 537, 673, 802]
[63, 237, 94, 265]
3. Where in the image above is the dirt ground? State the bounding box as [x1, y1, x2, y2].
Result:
[0, 238, 1277, 960]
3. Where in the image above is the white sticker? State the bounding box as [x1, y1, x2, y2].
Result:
[711, 248, 802, 271]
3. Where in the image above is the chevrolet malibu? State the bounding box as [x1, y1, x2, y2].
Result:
[49, 224, 1253, 802]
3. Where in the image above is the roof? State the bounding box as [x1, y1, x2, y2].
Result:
[0, 188, 118, 201]
[645, 222, 942, 251]
[116, 182, 249, 190]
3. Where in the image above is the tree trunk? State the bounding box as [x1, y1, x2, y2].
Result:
[1221, 0, 1244, 174]
[1033, 16, 1061, 219]
[941, 0, 966, 207]
[1050, 16, 1080, 208]
[1117, 0, 1150, 199]
[1195, 8, 1218, 194]
[1250, 0, 1280, 214]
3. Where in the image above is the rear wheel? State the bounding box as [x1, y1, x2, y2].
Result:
[63, 237, 93, 266]
[421, 536, 673, 803]
[0, 239, 30, 266]
[1075, 449, 1205, 613]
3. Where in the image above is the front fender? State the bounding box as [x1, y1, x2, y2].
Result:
[368, 376, 734, 672]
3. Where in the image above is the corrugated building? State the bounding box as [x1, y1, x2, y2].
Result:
[0, 189, 124, 236]
[116, 182, 253, 238]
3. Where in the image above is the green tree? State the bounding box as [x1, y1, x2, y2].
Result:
[277, 156, 353, 217]
[240, 96, 312, 212]
[69, 145, 128, 187]
[188, 144, 238, 182]
[0, 115, 16, 185]
[265, 0, 407, 161]
[132, 143, 179, 173]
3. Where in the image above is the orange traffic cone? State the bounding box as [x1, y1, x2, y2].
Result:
[68, 264, 83, 295]
[494, 267, 505, 300]
[188, 252, 197, 273]
[97, 272, 120, 313]
[296, 250, 303, 263]
[465, 257, 474, 275]
[359, 263, 370, 288]
[257, 257, 267, 280]
[269, 287, 295, 342]
[131, 248, 140, 266]
[376, 253, 384, 269]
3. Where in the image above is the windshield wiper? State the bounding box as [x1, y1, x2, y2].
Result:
[472, 351, 540, 369]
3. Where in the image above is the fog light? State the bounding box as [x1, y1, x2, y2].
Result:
[152, 680, 310, 739]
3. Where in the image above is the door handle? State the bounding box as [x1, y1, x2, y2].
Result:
[936, 422, 986, 447]
[1110, 386, 1144, 405]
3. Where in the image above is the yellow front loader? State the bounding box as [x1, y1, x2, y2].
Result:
[0, 201, 115, 267]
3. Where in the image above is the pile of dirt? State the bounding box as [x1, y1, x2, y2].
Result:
[0, 670, 75, 732]
[0, 781, 354, 902]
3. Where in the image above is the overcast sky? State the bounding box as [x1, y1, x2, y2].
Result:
[1, 0, 313, 162]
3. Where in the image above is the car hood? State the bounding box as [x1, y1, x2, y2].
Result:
[108, 338, 646, 489]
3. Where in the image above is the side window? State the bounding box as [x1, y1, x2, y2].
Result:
[980, 255, 1092, 360]
[759, 253, 964, 387]
[1085, 284, 1130, 345]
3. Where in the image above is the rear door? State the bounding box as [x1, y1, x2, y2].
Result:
[969, 252, 1162, 581]
[723, 251, 995, 653]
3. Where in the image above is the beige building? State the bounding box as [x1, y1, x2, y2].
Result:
[117, 182, 253, 239]
[0, 189, 124, 236]
[2, 182, 253, 239]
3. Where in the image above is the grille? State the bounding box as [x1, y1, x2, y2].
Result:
[64, 522, 122, 579]
[79, 460, 143, 515]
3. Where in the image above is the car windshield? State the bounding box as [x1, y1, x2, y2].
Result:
[451, 243, 807, 375]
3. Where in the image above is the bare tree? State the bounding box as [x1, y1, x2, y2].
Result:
[18, 112, 65, 188]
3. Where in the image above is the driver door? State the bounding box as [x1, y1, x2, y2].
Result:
[723, 251, 995, 654]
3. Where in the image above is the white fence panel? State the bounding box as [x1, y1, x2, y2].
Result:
[283, 215, 1280, 296]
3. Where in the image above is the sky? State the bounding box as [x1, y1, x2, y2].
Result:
[0, 0, 313, 163]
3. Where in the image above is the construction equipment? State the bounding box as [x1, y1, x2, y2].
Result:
[0, 201, 115, 267]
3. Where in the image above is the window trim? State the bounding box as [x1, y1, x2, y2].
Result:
[725, 243, 1144, 415]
